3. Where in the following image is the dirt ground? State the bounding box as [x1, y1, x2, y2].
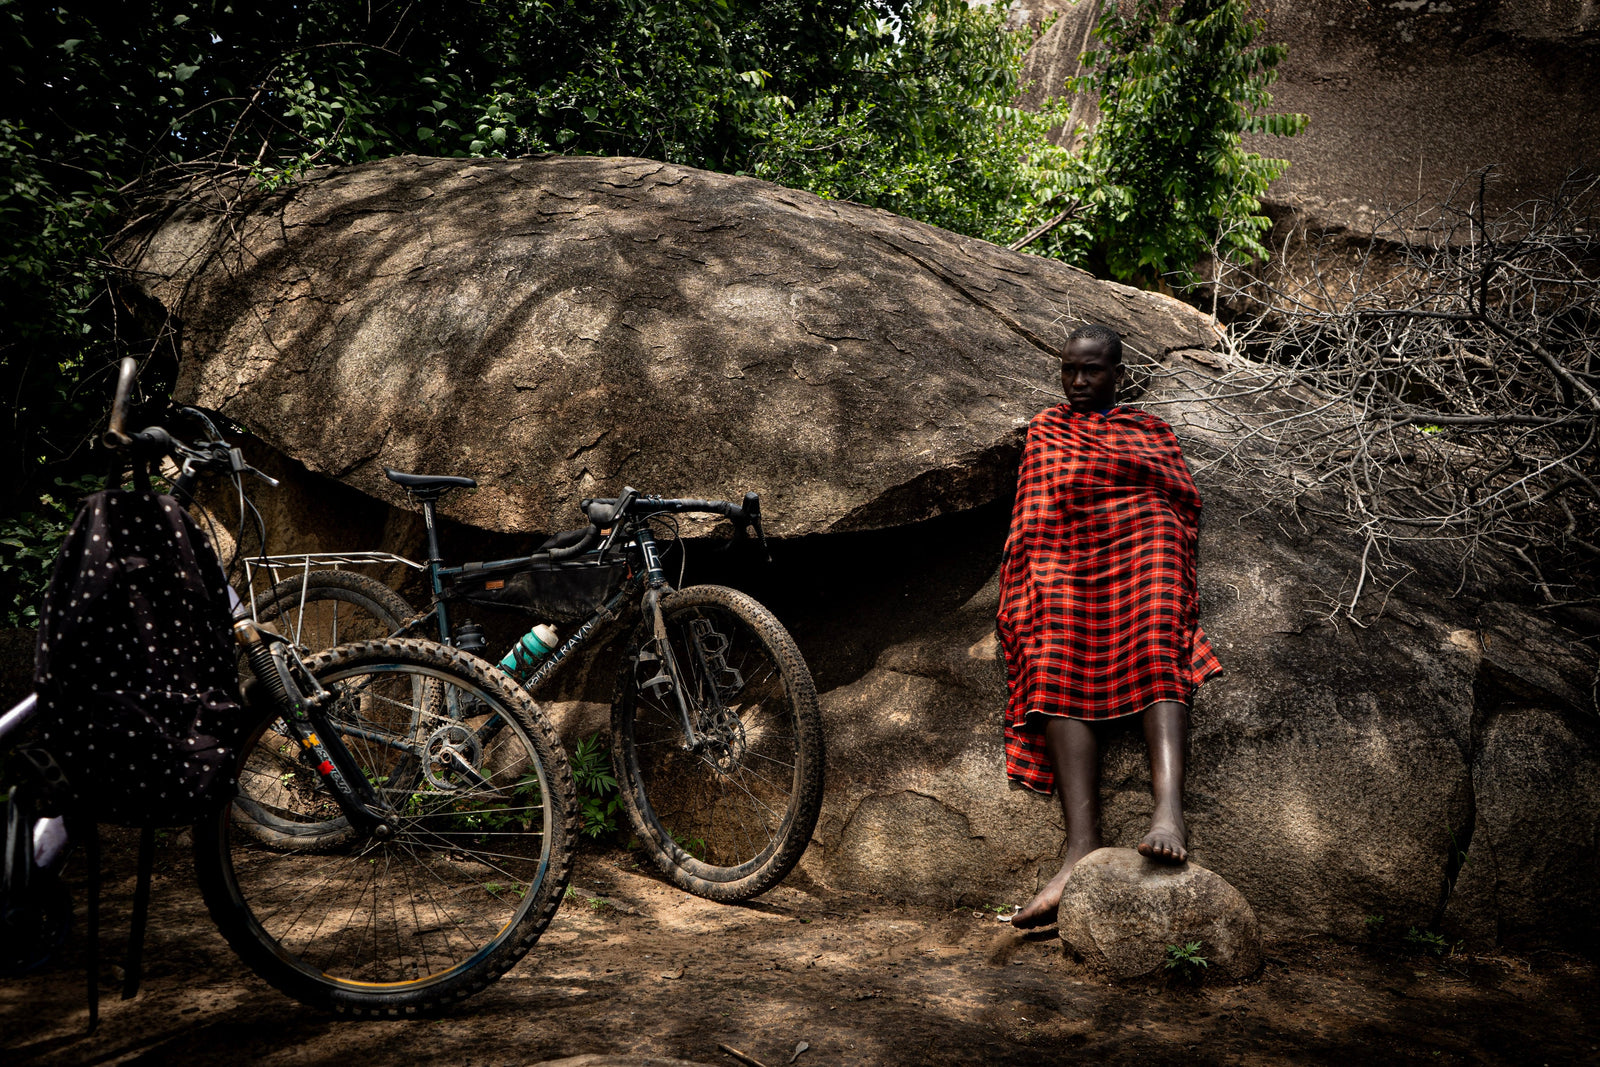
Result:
[3, 835, 1598, 1067]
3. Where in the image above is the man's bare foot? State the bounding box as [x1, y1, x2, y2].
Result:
[1010, 841, 1099, 929]
[1137, 812, 1187, 864]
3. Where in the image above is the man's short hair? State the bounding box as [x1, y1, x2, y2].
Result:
[1067, 323, 1123, 364]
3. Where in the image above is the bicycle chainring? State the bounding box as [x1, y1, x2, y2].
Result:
[421, 724, 483, 791]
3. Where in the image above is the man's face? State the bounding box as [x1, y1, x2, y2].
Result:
[1060, 337, 1122, 413]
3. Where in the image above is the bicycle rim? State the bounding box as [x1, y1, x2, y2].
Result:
[199, 640, 574, 1013]
[613, 585, 822, 901]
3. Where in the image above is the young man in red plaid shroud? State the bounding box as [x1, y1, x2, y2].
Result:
[999, 324, 1223, 930]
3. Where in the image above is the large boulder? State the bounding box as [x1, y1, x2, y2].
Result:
[1056, 848, 1261, 980]
[118, 156, 1598, 951]
[128, 154, 1216, 539]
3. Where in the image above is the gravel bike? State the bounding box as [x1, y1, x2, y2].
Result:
[253, 472, 824, 903]
[1, 359, 577, 1016]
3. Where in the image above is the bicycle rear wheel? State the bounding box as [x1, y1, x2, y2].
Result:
[251, 570, 417, 653]
[611, 585, 823, 902]
[196, 639, 576, 1015]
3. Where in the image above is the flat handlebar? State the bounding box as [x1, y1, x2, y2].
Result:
[97, 357, 280, 500]
[104, 356, 139, 447]
[581, 489, 757, 525]
[580, 487, 768, 558]
[101, 356, 185, 459]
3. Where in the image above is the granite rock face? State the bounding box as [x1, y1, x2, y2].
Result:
[1443, 706, 1600, 949]
[1056, 848, 1261, 980]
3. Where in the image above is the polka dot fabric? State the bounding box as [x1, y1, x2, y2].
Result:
[32, 491, 246, 826]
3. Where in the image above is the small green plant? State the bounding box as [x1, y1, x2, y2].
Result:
[1164, 940, 1209, 980]
[571, 731, 623, 839]
[1403, 927, 1455, 957]
[669, 827, 708, 860]
[483, 881, 527, 901]
[1364, 914, 1386, 931]
[1, 477, 99, 626]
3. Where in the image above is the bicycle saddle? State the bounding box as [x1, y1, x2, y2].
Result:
[384, 467, 478, 495]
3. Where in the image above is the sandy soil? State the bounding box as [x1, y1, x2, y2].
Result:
[3, 835, 1597, 1067]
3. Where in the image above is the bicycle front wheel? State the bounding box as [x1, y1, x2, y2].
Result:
[611, 585, 823, 902]
[196, 639, 576, 1015]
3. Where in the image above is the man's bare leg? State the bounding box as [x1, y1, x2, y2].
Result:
[1011, 716, 1102, 929]
[1137, 700, 1188, 863]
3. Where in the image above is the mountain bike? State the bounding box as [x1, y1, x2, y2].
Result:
[252, 471, 824, 903]
[1, 359, 577, 1016]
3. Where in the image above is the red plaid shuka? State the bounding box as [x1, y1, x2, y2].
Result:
[998, 404, 1222, 794]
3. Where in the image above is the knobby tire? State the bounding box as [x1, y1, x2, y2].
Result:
[194, 638, 576, 1015]
[611, 585, 823, 902]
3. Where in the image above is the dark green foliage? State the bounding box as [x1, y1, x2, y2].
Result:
[1164, 939, 1209, 980]
[0, 476, 96, 627]
[753, 0, 1076, 242]
[1403, 927, 1456, 957]
[1041, 0, 1307, 285]
[570, 732, 622, 840]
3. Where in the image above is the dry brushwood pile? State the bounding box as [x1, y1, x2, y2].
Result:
[1183, 174, 1600, 629]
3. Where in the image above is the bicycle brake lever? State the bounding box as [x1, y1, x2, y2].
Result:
[740, 491, 772, 564]
[225, 447, 282, 487]
[754, 521, 771, 564]
[728, 516, 772, 563]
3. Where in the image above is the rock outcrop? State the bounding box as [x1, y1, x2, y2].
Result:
[1056, 848, 1261, 980]
[119, 155, 1599, 952]
[1011, 1, 1600, 233]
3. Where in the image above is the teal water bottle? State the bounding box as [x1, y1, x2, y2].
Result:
[500, 623, 559, 675]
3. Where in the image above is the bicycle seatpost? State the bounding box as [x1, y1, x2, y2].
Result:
[419, 498, 445, 568]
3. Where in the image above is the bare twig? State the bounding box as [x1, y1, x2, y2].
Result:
[1008, 201, 1081, 252]
[719, 1044, 772, 1067]
[1182, 169, 1600, 613]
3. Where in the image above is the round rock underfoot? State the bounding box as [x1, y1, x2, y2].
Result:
[1057, 847, 1262, 980]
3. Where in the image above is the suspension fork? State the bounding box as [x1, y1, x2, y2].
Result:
[234, 619, 395, 837]
[634, 527, 706, 753]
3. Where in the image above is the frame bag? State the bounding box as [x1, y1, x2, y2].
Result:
[445, 556, 629, 626]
